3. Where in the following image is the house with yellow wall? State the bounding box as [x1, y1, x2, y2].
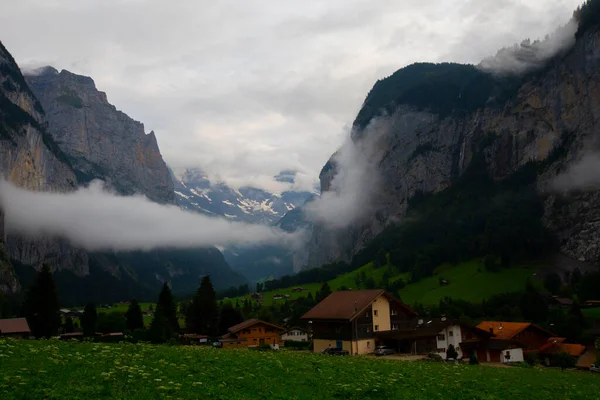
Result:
[301, 289, 417, 355]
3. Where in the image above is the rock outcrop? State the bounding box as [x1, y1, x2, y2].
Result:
[306, 23, 600, 268]
[25, 67, 175, 204]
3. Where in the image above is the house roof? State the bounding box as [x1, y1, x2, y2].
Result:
[552, 296, 574, 306]
[0, 318, 31, 334]
[476, 321, 555, 341]
[227, 318, 285, 334]
[301, 290, 416, 321]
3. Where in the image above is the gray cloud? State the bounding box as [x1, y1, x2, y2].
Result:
[552, 153, 600, 192]
[0, 0, 583, 191]
[0, 180, 298, 251]
[305, 117, 390, 229]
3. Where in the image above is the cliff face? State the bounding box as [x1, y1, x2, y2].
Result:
[25, 68, 175, 204]
[0, 41, 85, 284]
[306, 27, 600, 269]
[0, 42, 245, 302]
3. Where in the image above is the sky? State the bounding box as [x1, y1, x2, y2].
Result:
[0, 0, 582, 192]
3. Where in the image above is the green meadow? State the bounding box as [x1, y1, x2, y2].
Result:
[1, 339, 598, 399]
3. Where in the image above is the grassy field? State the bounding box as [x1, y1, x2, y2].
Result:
[1, 339, 598, 399]
[227, 260, 536, 307]
[397, 260, 536, 305]
[582, 307, 600, 319]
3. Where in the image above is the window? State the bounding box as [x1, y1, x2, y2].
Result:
[437, 334, 445, 341]
[391, 309, 397, 316]
[373, 310, 378, 316]
[367, 342, 371, 348]
[374, 325, 379, 331]
[449, 330, 454, 337]
[335, 327, 341, 334]
[366, 327, 371, 333]
[365, 311, 370, 318]
[392, 324, 399, 330]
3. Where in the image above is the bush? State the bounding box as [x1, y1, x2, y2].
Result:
[525, 352, 538, 366]
[553, 352, 576, 370]
[251, 344, 273, 352]
[446, 344, 458, 360]
[284, 340, 311, 350]
[469, 352, 479, 365]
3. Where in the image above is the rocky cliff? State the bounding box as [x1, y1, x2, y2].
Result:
[0, 40, 83, 288]
[0, 42, 245, 303]
[306, 16, 600, 269]
[25, 67, 175, 204]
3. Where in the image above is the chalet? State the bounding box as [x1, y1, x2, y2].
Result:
[0, 318, 31, 338]
[474, 321, 556, 363]
[291, 287, 306, 293]
[584, 300, 600, 307]
[182, 334, 208, 345]
[280, 327, 308, 342]
[533, 337, 587, 366]
[301, 289, 417, 355]
[376, 317, 492, 359]
[550, 296, 574, 309]
[220, 319, 285, 349]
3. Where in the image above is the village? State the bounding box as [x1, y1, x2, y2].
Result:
[2, 288, 599, 372]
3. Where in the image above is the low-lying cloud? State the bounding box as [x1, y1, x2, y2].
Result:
[478, 19, 577, 75]
[552, 153, 600, 192]
[0, 180, 297, 251]
[305, 117, 389, 229]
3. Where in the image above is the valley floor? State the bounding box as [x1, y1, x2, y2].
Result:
[1, 339, 598, 399]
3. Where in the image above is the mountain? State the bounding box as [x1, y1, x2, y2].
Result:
[171, 168, 315, 281]
[0, 45, 245, 305]
[306, 7, 600, 271]
[173, 168, 315, 224]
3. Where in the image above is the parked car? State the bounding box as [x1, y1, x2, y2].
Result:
[591, 364, 600, 373]
[374, 346, 395, 356]
[321, 347, 349, 356]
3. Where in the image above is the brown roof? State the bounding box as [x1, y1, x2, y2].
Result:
[0, 318, 30, 334]
[301, 290, 416, 321]
[476, 321, 555, 341]
[227, 318, 285, 334]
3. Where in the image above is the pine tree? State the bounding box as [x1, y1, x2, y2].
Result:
[157, 283, 179, 333]
[316, 282, 332, 303]
[218, 303, 244, 335]
[148, 305, 169, 343]
[469, 351, 479, 365]
[81, 302, 98, 337]
[22, 264, 60, 338]
[125, 299, 145, 332]
[187, 276, 219, 336]
[446, 344, 458, 360]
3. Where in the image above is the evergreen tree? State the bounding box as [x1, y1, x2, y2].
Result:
[571, 268, 582, 288]
[148, 305, 169, 343]
[157, 283, 179, 333]
[187, 276, 219, 336]
[125, 299, 145, 332]
[64, 317, 75, 333]
[22, 264, 60, 338]
[218, 303, 244, 335]
[544, 272, 562, 294]
[81, 302, 98, 337]
[374, 248, 387, 268]
[520, 279, 548, 323]
[316, 282, 332, 303]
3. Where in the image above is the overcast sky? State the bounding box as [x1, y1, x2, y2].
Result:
[0, 0, 581, 192]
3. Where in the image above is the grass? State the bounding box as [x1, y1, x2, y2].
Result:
[582, 307, 600, 319]
[398, 260, 535, 305]
[227, 260, 535, 308]
[1, 339, 598, 399]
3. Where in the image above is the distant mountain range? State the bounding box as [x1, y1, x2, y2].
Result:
[171, 168, 316, 282]
[172, 168, 316, 224]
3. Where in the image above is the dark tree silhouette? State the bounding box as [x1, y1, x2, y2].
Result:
[125, 299, 145, 332]
[186, 276, 219, 336]
[22, 264, 60, 338]
[157, 283, 179, 333]
[81, 302, 97, 337]
[219, 303, 244, 335]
